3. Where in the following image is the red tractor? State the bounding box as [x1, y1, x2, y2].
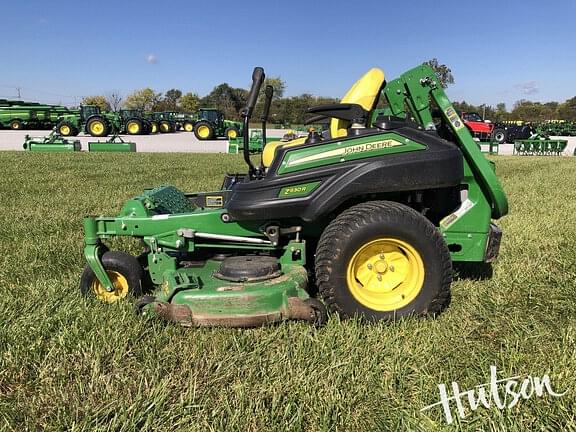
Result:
[460, 111, 494, 141]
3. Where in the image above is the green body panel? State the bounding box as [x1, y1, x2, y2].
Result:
[277, 133, 425, 174]
[88, 142, 136, 152]
[382, 65, 508, 220]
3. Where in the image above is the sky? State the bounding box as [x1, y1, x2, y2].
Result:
[1, 0, 575, 111]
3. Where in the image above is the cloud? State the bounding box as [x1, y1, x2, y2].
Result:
[515, 81, 539, 95]
[146, 54, 158, 65]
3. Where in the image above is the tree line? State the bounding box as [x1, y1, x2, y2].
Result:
[81, 61, 576, 125]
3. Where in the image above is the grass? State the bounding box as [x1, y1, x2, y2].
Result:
[0, 151, 575, 431]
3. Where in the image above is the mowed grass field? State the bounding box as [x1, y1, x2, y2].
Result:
[0, 151, 575, 431]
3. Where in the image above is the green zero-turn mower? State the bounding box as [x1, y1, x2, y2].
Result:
[80, 65, 508, 327]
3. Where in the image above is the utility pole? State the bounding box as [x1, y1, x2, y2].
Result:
[16, 87, 22, 99]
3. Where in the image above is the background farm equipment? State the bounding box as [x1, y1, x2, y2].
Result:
[193, 108, 242, 140]
[535, 120, 576, 137]
[513, 137, 568, 155]
[460, 111, 494, 141]
[490, 121, 535, 144]
[87, 134, 137, 152]
[119, 109, 152, 135]
[56, 105, 122, 137]
[0, 100, 74, 130]
[148, 112, 177, 133]
[228, 129, 264, 154]
[22, 130, 81, 152]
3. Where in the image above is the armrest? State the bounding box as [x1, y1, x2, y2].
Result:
[306, 103, 368, 123]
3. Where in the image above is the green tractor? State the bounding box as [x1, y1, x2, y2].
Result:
[119, 109, 152, 135]
[57, 105, 122, 137]
[193, 108, 242, 140]
[148, 112, 177, 133]
[80, 65, 508, 327]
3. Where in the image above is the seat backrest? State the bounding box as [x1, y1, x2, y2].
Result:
[262, 68, 385, 168]
[330, 68, 385, 138]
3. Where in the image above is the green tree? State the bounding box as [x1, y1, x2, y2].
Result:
[424, 58, 455, 88]
[105, 92, 123, 111]
[124, 88, 161, 111]
[262, 77, 286, 100]
[201, 83, 247, 120]
[557, 97, 576, 121]
[180, 92, 200, 113]
[164, 89, 182, 111]
[81, 95, 110, 112]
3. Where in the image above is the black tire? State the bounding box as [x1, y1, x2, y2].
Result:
[159, 120, 173, 133]
[225, 126, 240, 140]
[304, 298, 328, 327]
[57, 121, 75, 136]
[183, 121, 195, 132]
[491, 128, 506, 144]
[86, 117, 110, 137]
[315, 201, 452, 321]
[79, 251, 143, 303]
[10, 119, 23, 130]
[125, 119, 142, 135]
[193, 121, 215, 140]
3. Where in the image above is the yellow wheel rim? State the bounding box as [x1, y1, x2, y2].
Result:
[60, 125, 71, 135]
[346, 238, 424, 311]
[197, 125, 210, 138]
[160, 123, 169, 132]
[12, 122, 20, 129]
[90, 121, 104, 135]
[151, 123, 157, 133]
[127, 122, 140, 134]
[184, 123, 193, 132]
[90, 270, 129, 304]
[227, 129, 237, 138]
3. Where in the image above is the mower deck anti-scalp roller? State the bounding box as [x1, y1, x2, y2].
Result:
[80, 64, 508, 328]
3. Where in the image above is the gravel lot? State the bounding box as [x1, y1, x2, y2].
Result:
[0, 129, 288, 153]
[1, 129, 574, 155]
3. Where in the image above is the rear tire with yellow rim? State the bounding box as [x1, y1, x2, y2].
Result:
[193, 121, 214, 140]
[225, 127, 239, 139]
[86, 117, 109, 137]
[126, 119, 142, 135]
[315, 201, 451, 321]
[183, 121, 194, 132]
[80, 251, 143, 304]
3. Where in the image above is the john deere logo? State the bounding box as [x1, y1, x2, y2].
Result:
[343, 140, 402, 155]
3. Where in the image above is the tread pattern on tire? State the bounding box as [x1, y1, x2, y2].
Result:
[314, 200, 452, 320]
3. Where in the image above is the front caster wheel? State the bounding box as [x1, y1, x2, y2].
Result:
[80, 251, 143, 303]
